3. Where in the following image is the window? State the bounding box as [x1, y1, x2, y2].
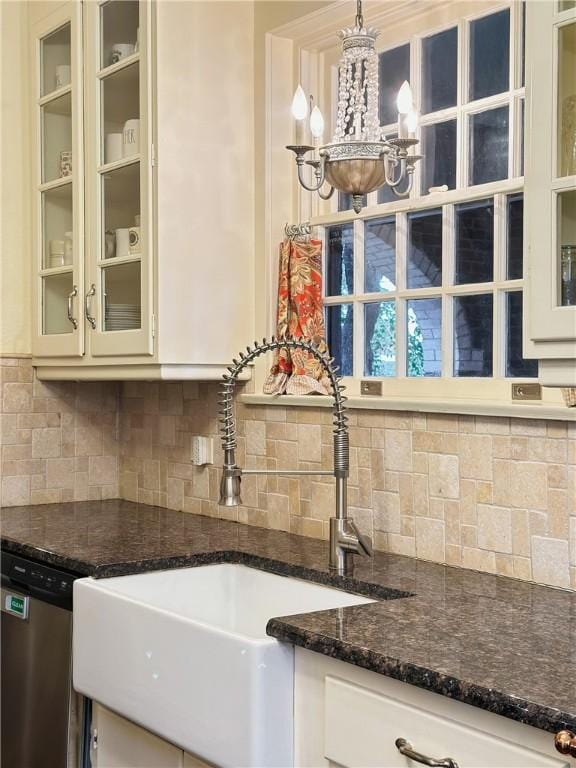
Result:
[324, 4, 535, 387]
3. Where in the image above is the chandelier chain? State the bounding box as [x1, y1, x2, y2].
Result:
[355, 0, 363, 28]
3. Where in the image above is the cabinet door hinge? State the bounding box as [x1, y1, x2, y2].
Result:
[151, 314, 156, 338]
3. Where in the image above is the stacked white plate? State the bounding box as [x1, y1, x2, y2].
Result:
[105, 304, 140, 331]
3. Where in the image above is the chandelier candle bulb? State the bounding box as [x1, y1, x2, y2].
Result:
[397, 81, 414, 139]
[310, 105, 325, 142]
[291, 85, 308, 145]
[406, 110, 419, 141]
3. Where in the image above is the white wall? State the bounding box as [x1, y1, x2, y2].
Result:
[1, 0, 31, 355]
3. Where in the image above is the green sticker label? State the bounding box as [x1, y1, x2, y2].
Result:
[5, 594, 28, 619]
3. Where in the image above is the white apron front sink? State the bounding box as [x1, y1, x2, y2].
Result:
[73, 563, 373, 768]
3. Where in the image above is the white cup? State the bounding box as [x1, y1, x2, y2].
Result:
[128, 226, 141, 255]
[105, 133, 123, 164]
[110, 43, 135, 65]
[49, 240, 65, 267]
[122, 119, 140, 158]
[55, 64, 71, 89]
[115, 228, 130, 259]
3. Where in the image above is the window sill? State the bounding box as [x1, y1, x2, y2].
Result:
[239, 393, 576, 421]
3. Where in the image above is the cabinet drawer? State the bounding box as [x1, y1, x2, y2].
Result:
[324, 677, 568, 768]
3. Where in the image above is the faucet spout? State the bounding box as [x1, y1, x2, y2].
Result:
[218, 337, 373, 574]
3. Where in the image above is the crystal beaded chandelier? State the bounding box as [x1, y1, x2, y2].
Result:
[287, 0, 422, 214]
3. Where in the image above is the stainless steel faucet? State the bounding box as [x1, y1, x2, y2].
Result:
[218, 337, 372, 575]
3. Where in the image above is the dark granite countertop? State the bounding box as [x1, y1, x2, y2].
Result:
[1, 499, 575, 736]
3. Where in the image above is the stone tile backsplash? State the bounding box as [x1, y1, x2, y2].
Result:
[1, 358, 119, 505]
[117, 381, 576, 591]
[1, 358, 574, 591]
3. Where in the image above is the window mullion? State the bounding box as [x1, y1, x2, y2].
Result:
[442, 204, 455, 377]
[493, 193, 506, 378]
[353, 219, 364, 378]
[396, 211, 408, 376]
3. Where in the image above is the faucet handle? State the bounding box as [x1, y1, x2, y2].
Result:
[347, 519, 373, 558]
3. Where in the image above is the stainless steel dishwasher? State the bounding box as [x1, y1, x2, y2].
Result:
[1, 551, 90, 768]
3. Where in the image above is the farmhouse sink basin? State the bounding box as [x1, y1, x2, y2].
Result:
[73, 563, 373, 767]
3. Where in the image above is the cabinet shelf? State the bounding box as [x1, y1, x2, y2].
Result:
[98, 155, 140, 175]
[39, 265, 73, 277]
[38, 84, 72, 107]
[39, 176, 72, 194]
[98, 253, 141, 267]
[97, 53, 139, 81]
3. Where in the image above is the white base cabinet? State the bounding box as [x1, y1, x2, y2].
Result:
[90, 704, 213, 768]
[294, 649, 569, 768]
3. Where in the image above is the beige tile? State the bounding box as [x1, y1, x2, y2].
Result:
[297, 423, 322, 463]
[511, 509, 530, 557]
[245, 421, 266, 456]
[2, 383, 32, 413]
[530, 536, 571, 589]
[373, 490, 400, 533]
[32, 428, 61, 459]
[1, 476, 31, 506]
[310, 482, 335, 521]
[428, 454, 459, 499]
[461, 547, 496, 574]
[415, 518, 445, 562]
[477, 505, 512, 553]
[509, 462, 547, 510]
[89, 455, 118, 486]
[384, 430, 412, 471]
[459, 434, 493, 480]
[45, 458, 75, 490]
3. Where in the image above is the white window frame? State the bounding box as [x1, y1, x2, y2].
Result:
[254, 0, 566, 412]
[315, 0, 537, 400]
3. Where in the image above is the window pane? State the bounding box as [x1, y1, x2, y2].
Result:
[379, 45, 410, 126]
[469, 10, 510, 101]
[326, 304, 354, 376]
[338, 192, 366, 212]
[454, 294, 493, 377]
[407, 298, 442, 377]
[326, 224, 354, 296]
[506, 291, 538, 377]
[469, 107, 509, 186]
[421, 120, 457, 194]
[407, 210, 442, 289]
[455, 199, 494, 284]
[422, 28, 457, 113]
[365, 218, 396, 292]
[507, 194, 524, 279]
[365, 302, 396, 376]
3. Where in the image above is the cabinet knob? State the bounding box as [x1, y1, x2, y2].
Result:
[555, 731, 576, 757]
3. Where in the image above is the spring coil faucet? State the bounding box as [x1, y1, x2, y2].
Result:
[218, 337, 372, 574]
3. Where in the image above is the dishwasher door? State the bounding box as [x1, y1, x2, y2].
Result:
[1, 586, 73, 768]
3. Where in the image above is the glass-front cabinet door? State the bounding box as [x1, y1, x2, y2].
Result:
[32, 2, 84, 357]
[525, 1, 576, 353]
[84, 0, 153, 357]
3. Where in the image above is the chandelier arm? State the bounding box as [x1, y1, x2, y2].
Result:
[383, 155, 409, 188]
[389, 168, 414, 198]
[296, 162, 327, 192]
[318, 184, 335, 200]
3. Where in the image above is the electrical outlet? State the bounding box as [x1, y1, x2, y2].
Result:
[191, 436, 214, 466]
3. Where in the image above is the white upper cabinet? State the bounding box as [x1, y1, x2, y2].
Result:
[31, 0, 254, 380]
[524, 0, 576, 386]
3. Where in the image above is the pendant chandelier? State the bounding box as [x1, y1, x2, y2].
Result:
[287, 0, 422, 214]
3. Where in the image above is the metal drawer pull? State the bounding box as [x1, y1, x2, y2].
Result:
[395, 738, 460, 768]
[555, 731, 576, 757]
[67, 286, 78, 329]
[85, 284, 96, 329]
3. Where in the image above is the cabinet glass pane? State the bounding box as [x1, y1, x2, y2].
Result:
[505, 292, 538, 377]
[365, 302, 396, 376]
[469, 10, 510, 101]
[469, 107, 509, 186]
[40, 24, 70, 97]
[407, 209, 442, 288]
[42, 185, 73, 270]
[421, 120, 457, 194]
[42, 92, 72, 184]
[378, 45, 410, 126]
[101, 0, 139, 70]
[326, 224, 354, 296]
[559, 2, 576, 13]
[102, 262, 141, 332]
[455, 199, 494, 284]
[43, 272, 73, 335]
[326, 305, 353, 376]
[407, 298, 442, 377]
[421, 28, 457, 114]
[558, 22, 576, 177]
[365, 218, 396, 292]
[101, 162, 140, 260]
[454, 294, 493, 377]
[101, 62, 139, 165]
[559, 189, 576, 305]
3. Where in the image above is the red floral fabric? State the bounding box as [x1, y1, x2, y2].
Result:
[264, 238, 331, 396]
